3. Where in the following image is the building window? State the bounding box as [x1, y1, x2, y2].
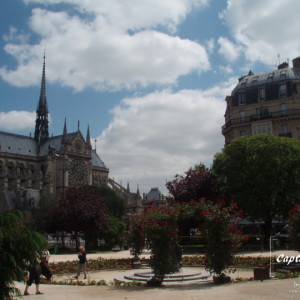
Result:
[240, 130, 247, 136]
[252, 122, 272, 135]
[279, 84, 287, 97]
[256, 107, 269, 119]
[252, 76, 258, 85]
[267, 72, 274, 82]
[238, 92, 245, 105]
[240, 79, 247, 87]
[280, 103, 288, 116]
[258, 87, 265, 102]
[280, 70, 287, 79]
[281, 124, 289, 133]
[239, 110, 246, 122]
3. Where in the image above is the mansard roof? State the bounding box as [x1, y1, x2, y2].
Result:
[145, 187, 163, 201]
[231, 66, 300, 96]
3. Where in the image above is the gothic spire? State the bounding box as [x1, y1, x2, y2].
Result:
[86, 125, 91, 146]
[34, 52, 49, 145]
[62, 118, 68, 144]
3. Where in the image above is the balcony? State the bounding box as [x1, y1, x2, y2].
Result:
[222, 109, 300, 133]
[279, 132, 292, 138]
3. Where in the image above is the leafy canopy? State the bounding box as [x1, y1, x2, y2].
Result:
[166, 163, 217, 203]
[45, 185, 108, 234]
[212, 135, 300, 237]
[0, 210, 47, 299]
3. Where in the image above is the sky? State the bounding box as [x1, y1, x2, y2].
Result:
[1, 0, 300, 196]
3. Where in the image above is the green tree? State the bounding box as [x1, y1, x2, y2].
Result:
[92, 187, 126, 250]
[98, 186, 126, 219]
[98, 215, 126, 249]
[32, 194, 58, 232]
[0, 210, 47, 299]
[212, 134, 300, 240]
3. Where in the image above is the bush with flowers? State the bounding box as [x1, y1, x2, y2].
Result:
[288, 204, 300, 251]
[128, 198, 244, 285]
[128, 214, 145, 258]
[142, 206, 180, 285]
[128, 207, 180, 285]
[178, 199, 244, 282]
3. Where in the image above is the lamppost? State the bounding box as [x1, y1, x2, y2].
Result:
[269, 224, 289, 278]
[52, 152, 67, 249]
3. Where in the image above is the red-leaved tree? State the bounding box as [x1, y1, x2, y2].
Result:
[45, 186, 108, 249]
[166, 164, 218, 235]
[166, 163, 218, 204]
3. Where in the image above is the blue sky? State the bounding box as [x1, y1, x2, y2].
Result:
[1, 0, 300, 195]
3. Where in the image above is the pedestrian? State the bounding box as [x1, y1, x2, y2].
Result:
[41, 246, 52, 282]
[74, 246, 87, 279]
[24, 262, 43, 295]
[42, 246, 51, 266]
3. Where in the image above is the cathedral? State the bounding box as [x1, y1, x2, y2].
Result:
[0, 56, 142, 216]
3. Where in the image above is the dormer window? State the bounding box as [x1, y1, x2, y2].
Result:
[267, 72, 274, 82]
[258, 87, 265, 102]
[252, 76, 258, 85]
[238, 92, 245, 105]
[280, 70, 287, 78]
[240, 79, 247, 87]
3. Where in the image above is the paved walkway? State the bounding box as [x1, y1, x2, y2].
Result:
[14, 250, 300, 299]
[49, 249, 300, 262]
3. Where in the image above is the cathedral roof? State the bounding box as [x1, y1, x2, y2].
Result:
[91, 149, 107, 169]
[0, 131, 107, 169]
[0, 131, 37, 156]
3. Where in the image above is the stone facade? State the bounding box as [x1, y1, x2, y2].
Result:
[222, 57, 300, 144]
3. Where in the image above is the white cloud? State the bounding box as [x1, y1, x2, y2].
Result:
[219, 65, 233, 74]
[205, 38, 215, 54]
[218, 36, 241, 62]
[0, 111, 36, 131]
[220, 0, 300, 64]
[0, 0, 210, 91]
[97, 78, 236, 194]
[23, 0, 208, 33]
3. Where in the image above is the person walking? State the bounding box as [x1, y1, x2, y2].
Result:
[41, 247, 52, 282]
[24, 262, 43, 295]
[74, 246, 87, 279]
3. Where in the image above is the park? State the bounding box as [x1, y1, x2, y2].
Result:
[1, 135, 300, 299]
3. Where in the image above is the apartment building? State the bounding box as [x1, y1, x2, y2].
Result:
[222, 57, 300, 144]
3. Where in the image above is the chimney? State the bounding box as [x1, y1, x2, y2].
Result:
[278, 62, 289, 69]
[292, 57, 300, 68]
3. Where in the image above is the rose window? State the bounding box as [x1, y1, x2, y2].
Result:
[68, 159, 88, 186]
